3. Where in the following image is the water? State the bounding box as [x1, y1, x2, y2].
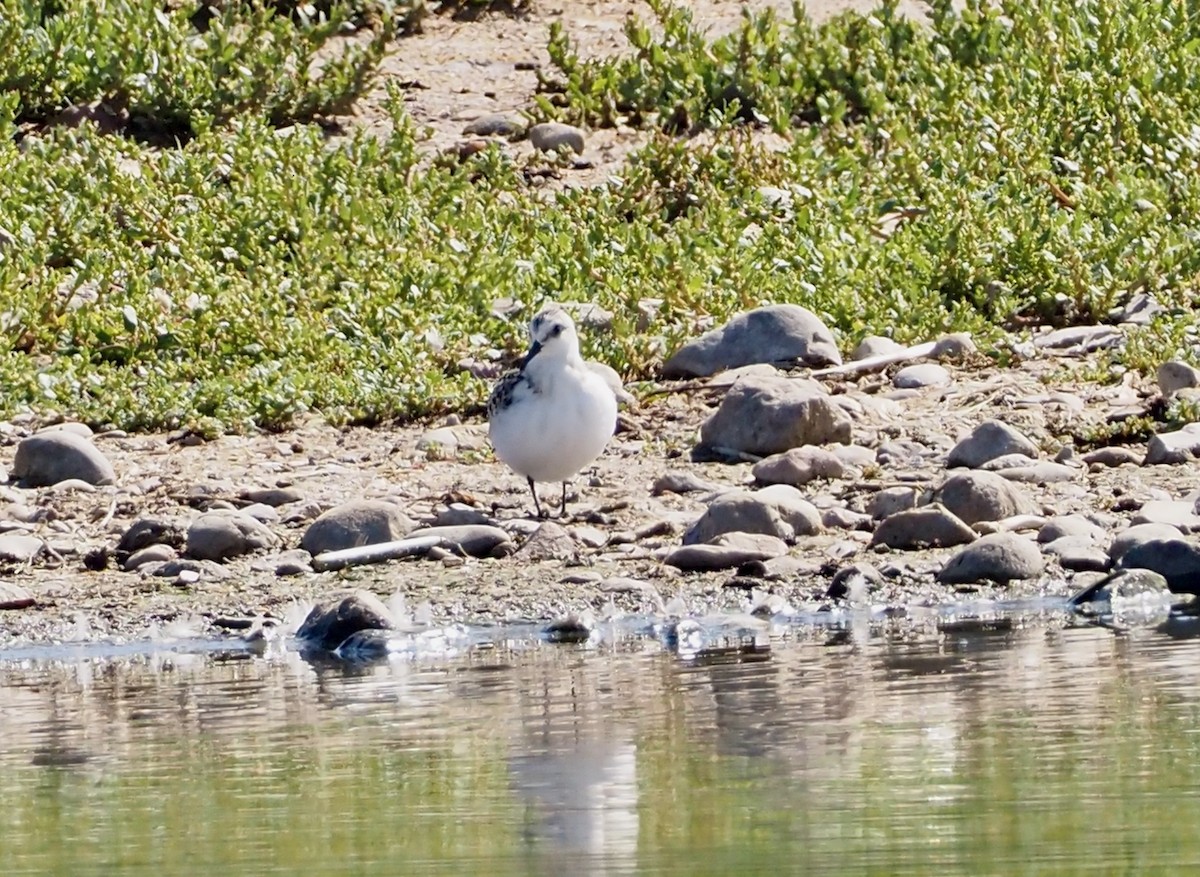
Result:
[3, 608, 1200, 875]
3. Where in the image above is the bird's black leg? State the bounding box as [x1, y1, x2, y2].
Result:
[559, 481, 569, 518]
[528, 476, 545, 518]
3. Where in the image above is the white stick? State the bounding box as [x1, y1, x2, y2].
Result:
[312, 535, 445, 572]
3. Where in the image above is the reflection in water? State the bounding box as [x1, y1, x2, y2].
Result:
[1, 621, 1200, 874]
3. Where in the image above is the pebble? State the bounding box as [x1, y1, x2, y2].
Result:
[662, 304, 842, 379]
[946, 420, 1037, 469]
[698, 374, 851, 457]
[932, 333, 977, 359]
[821, 507, 872, 530]
[185, 511, 279, 562]
[1082, 447, 1142, 468]
[1115, 538, 1200, 594]
[0, 582, 34, 610]
[1108, 523, 1184, 564]
[751, 446, 845, 486]
[240, 487, 303, 507]
[296, 590, 395, 652]
[512, 521, 578, 562]
[241, 503, 279, 524]
[663, 532, 789, 572]
[528, 122, 585, 154]
[893, 363, 952, 389]
[416, 425, 488, 454]
[1037, 515, 1106, 544]
[1041, 536, 1109, 572]
[931, 470, 1036, 526]
[865, 486, 919, 520]
[1157, 360, 1200, 397]
[937, 532, 1043, 584]
[652, 471, 719, 495]
[870, 505, 977, 549]
[123, 543, 176, 571]
[1033, 324, 1124, 353]
[117, 517, 185, 554]
[12, 431, 115, 487]
[407, 525, 511, 558]
[683, 486, 822, 545]
[0, 533, 43, 562]
[572, 526, 608, 548]
[1144, 424, 1200, 465]
[431, 504, 494, 527]
[299, 500, 415, 555]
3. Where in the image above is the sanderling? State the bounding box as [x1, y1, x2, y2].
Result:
[488, 306, 619, 517]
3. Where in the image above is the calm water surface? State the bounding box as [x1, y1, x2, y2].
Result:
[3, 612, 1200, 875]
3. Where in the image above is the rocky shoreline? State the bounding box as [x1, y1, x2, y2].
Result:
[1, 305, 1198, 649]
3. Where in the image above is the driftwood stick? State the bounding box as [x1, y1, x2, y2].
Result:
[312, 535, 445, 572]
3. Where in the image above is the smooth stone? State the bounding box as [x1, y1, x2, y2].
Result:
[751, 446, 845, 486]
[663, 532, 789, 571]
[652, 471, 719, 495]
[684, 486, 822, 545]
[12, 431, 115, 487]
[1158, 361, 1200, 397]
[852, 336, 903, 360]
[1132, 500, 1200, 532]
[407, 525, 511, 558]
[875, 440, 934, 467]
[937, 533, 1043, 584]
[416, 425, 488, 453]
[241, 503, 279, 524]
[0, 582, 34, 610]
[1145, 424, 1200, 465]
[528, 122, 585, 154]
[699, 374, 851, 457]
[296, 590, 395, 652]
[240, 487, 303, 507]
[663, 304, 842, 379]
[513, 521, 578, 562]
[0, 533, 42, 562]
[299, 500, 415, 555]
[1041, 536, 1110, 572]
[1082, 447, 1142, 468]
[865, 487, 919, 520]
[946, 420, 1037, 469]
[274, 549, 313, 576]
[1037, 515, 1106, 544]
[462, 112, 527, 138]
[185, 511, 279, 562]
[980, 453, 1046, 471]
[932, 333, 977, 359]
[1033, 324, 1123, 352]
[931, 471, 1036, 526]
[893, 363, 952, 389]
[117, 517, 185, 554]
[995, 462, 1079, 484]
[36, 422, 93, 437]
[1068, 568, 1171, 607]
[821, 507, 872, 530]
[431, 504, 494, 527]
[123, 543, 177, 571]
[1115, 539, 1200, 594]
[870, 505, 977, 549]
[831, 445, 876, 468]
[1108, 523, 1185, 564]
[1109, 293, 1162, 326]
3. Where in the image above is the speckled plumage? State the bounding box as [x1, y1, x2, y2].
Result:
[487, 306, 618, 517]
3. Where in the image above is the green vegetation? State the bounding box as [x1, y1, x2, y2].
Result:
[3, 0, 1200, 431]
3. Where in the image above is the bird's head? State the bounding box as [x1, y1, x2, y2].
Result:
[521, 306, 580, 367]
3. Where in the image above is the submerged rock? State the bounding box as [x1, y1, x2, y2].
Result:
[1114, 538, 1200, 594]
[296, 590, 395, 652]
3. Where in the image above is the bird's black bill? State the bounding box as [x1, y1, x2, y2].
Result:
[519, 340, 543, 369]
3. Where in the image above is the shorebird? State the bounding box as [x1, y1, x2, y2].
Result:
[487, 306, 619, 517]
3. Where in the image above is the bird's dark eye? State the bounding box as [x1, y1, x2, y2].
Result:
[551, 325, 563, 337]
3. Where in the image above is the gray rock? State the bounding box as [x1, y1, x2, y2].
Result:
[299, 500, 415, 556]
[1082, 447, 1141, 468]
[431, 504, 494, 527]
[852, 336, 903, 360]
[946, 420, 1038, 469]
[932, 333, 977, 359]
[1158, 361, 1200, 397]
[12, 431, 115, 487]
[752, 446, 845, 486]
[185, 511, 279, 562]
[0, 582, 34, 610]
[123, 543, 176, 571]
[663, 532, 788, 572]
[1108, 523, 1184, 564]
[528, 122, 585, 154]
[831, 445, 875, 468]
[36, 422, 93, 437]
[979, 453, 1046, 471]
[995, 462, 1079, 483]
[865, 486, 919, 520]
[684, 486, 822, 545]
[513, 521, 577, 562]
[1069, 568, 1170, 607]
[241, 503, 279, 524]
[821, 506, 872, 530]
[1132, 500, 1200, 531]
[1115, 539, 1200, 594]
[937, 533, 1043, 584]
[1041, 536, 1109, 572]
[406, 525, 511, 558]
[1037, 515, 1106, 544]
[1033, 324, 1123, 353]
[0, 533, 42, 562]
[699, 374, 851, 457]
[462, 112, 527, 138]
[931, 471, 1036, 526]
[870, 504, 977, 549]
[240, 487, 302, 507]
[274, 549, 313, 576]
[1145, 423, 1200, 465]
[296, 590, 395, 652]
[663, 305, 842, 379]
[416, 425, 488, 454]
[652, 471, 720, 495]
[827, 563, 885, 600]
[117, 517, 185, 554]
[142, 558, 231, 581]
[1110, 293, 1162, 326]
[893, 363, 952, 389]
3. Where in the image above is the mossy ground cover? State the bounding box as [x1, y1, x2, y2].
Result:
[3, 0, 1200, 432]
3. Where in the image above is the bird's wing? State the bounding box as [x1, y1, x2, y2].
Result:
[487, 368, 535, 419]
